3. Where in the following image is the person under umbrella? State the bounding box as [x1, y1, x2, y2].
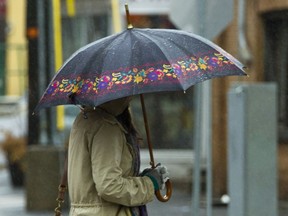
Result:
[35, 5, 246, 215]
[67, 97, 169, 216]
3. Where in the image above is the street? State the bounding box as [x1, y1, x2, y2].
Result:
[0, 148, 227, 216]
[1, 150, 288, 215]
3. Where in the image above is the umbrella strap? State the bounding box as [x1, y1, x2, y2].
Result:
[55, 153, 68, 216]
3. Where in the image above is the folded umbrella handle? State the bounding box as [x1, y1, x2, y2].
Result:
[155, 179, 172, 202]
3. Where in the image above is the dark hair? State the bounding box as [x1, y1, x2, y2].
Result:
[116, 107, 138, 136]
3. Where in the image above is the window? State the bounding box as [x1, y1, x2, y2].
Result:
[263, 10, 288, 142]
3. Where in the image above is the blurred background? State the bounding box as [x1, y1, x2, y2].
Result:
[0, 0, 287, 215]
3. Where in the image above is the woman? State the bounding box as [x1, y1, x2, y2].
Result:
[68, 97, 169, 216]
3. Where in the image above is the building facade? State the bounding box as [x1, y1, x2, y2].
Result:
[211, 0, 288, 200]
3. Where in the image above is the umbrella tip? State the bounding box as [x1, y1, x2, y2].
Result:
[242, 66, 249, 77]
[125, 3, 134, 30]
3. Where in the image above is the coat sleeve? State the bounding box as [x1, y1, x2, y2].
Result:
[89, 122, 154, 207]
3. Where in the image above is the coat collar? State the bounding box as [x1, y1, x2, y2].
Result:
[81, 107, 128, 134]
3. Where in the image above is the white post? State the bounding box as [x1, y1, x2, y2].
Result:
[228, 83, 278, 216]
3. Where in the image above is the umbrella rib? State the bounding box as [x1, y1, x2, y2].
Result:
[58, 33, 120, 72]
[176, 30, 246, 70]
[152, 29, 246, 71]
[136, 29, 246, 91]
[135, 30, 186, 90]
[84, 31, 127, 71]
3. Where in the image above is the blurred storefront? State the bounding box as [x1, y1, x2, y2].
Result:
[0, 0, 6, 95]
[0, 0, 27, 96]
[1, 0, 287, 205]
[183, 0, 288, 200]
[259, 0, 288, 200]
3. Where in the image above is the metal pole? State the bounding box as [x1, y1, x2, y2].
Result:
[111, 0, 122, 33]
[27, 0, 40, 145]
[204, 80, 212, 216]
[37, 0, 48, 144]
[0, 1, 6, 95]
[44, 0, 57, 145]
[192, 85, 202, 216]
[52, 0, 65, 131]
[192, 0, 213, 215]
[198, 0, 213, 215]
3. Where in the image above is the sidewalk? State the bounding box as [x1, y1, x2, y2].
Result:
[0, 167, 206, 216]
[0, 153, 225, 216]
[1, 149, 287, 216]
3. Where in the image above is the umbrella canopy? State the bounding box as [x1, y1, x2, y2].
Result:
[34, 28, 246, 112]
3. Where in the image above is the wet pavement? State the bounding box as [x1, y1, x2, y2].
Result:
[0, 149, 287, 216]
[0, 148, 225, 216]
[0, 166, 206, 216]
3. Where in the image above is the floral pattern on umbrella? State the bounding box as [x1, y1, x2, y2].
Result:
[42, 52, 235, 106]
[34, 27, 246, 112]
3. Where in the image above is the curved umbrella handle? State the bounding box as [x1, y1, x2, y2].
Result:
[155, 179, 172, 202]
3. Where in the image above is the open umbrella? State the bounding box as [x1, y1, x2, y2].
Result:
[35, 4, 246, 203]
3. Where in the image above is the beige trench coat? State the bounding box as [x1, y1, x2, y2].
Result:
[68, 108, 154, 216]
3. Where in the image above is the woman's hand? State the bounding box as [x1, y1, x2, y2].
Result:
[141, 164, 169, 190]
